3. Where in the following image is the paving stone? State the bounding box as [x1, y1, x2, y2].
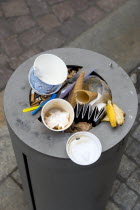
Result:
[96, 0, 127, 12]
[8, 57, 22, 70]
[52, 2, 74, 22]
[19, 28, 45, 47]
[1, 0, 29, 17]
[130, 73, 137, 84]
[0, 67, 13, 91]
[69, 0, 140, 72]
[0, 128, 17, 182]
[127, 169, 140, 194]
[0, 53, 8, 65]
[11, 169, 22, 187]
[125, 136, 134, 149]
[137, 94, 140, 105]
[118, 155, 136, 179]
[79, 6, 105, 25]
[18, 48, 40, 63]
[0, 19, 12, 40]
[27, 0, 49, 17]
[47, 0, 63, 5]
[113, 183, 137, 210]
[136, 105, 140, 119]
[0, 125, 9, 137]
[0, 178, 28, 210]
[37, 14, 60, 33]
[110, 179, 121, 196]
[126, 140, 140, 165]
[0, 7, 3, 17]
[136, 72, 140, 92]
[9, 48, 40, 70]
[38, 30, 65, 50]
[132, 125, 140, 141]
[59, 17, 88, 40]
[13, 15, 35, 33]
[130, 119, 138, 132]
[71, 0, 89, 12]
[0, 91, 6, 128]
[133, 202, 140, 210]
[131, 66, 140, 93]
[106, 201, 119, 210]
[1, 35, 22, 57]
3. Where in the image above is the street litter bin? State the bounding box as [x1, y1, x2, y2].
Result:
[4, 48, 138, 210]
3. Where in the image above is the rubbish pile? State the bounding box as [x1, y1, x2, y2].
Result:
[22, 53, 125, 165]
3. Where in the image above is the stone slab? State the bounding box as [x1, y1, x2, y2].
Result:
[133, 202, 140, 210]
[0, 178, 28, 210]
[113, 183, 137, 210]
[0, 91, 6, 128]
[132, 125, 140, 140]
[11, 169, 22, 187]
[68, 0, 140, 73]
[0, 126, 17, 182]
[127, 169, 140, 194]
[118, 155, 136, 179]
[126, 140, 140, 165]
[105, 201, 119, 210]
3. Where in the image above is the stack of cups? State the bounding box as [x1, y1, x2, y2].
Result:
[28, 54, 68, 95]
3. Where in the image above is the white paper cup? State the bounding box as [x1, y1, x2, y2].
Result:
[34, 54, 68, 85]
[66, 132, 102, 165]
[28, 67, 62, 95]
[41, 99, 74, 132]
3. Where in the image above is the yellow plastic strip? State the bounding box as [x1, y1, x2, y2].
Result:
[22, 106, 39, 113]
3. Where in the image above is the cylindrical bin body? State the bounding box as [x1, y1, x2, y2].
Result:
[4, 48, 138, 210]
[9, 125, 127, 210]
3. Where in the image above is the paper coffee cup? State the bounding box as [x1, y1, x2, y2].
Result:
[41, 99, 74, 132]
[66, 132, 102, 165]
[34, 54, 68, 85]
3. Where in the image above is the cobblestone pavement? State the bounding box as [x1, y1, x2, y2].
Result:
[0, 0, 140, 210]
[0, 0, 128, 91]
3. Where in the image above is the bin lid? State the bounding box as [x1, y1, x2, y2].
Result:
[4, 48, 138, 158]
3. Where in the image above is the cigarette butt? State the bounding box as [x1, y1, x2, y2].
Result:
[31, 89, 35, 102]
[41, 96, 47, 100]
[22, 106, 39, 113]
[31, 100, 41, 106]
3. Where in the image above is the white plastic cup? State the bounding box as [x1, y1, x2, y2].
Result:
[66, 131, 102, 165]
[41, 99, 74, 132]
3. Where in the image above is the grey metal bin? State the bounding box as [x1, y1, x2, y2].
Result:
[4, 48, 138, 210]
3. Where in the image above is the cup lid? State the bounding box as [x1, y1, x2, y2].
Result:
[66, 132, 102, 165]
[34, 54, 68, 85]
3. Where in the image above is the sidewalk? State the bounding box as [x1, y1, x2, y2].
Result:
[0, 0, 140, 209]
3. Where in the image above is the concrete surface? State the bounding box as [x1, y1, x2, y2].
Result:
[68, 0, 140, 73]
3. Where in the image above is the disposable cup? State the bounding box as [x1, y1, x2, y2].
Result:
[34, 54, 68, 85]
[41, 99, 74, 132]
[28, 67, 62, 95]
[66, 131, 102, 165]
